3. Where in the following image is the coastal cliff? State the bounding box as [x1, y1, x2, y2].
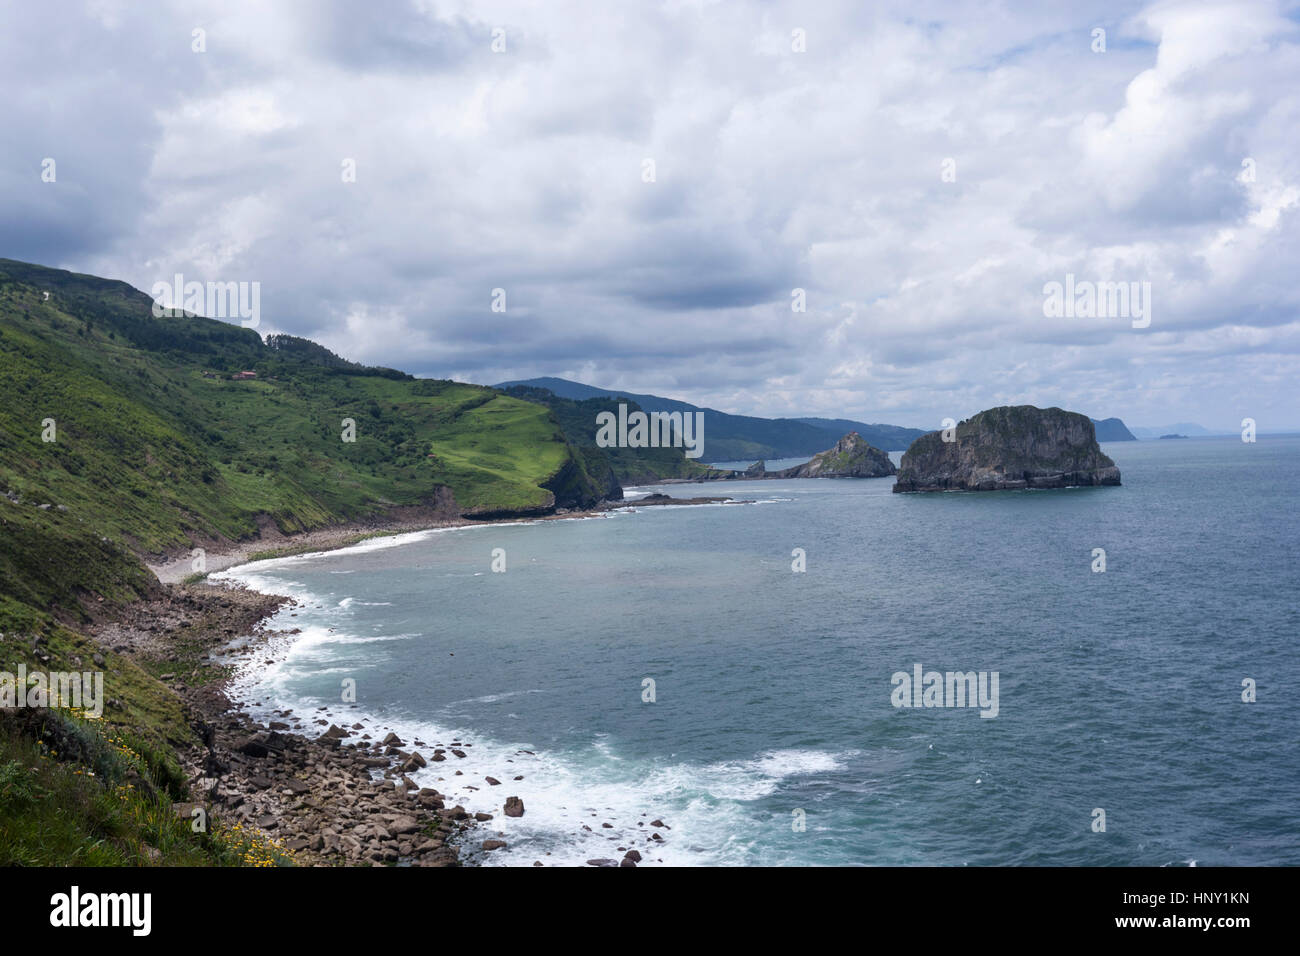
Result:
[892, 406, 1121, 492]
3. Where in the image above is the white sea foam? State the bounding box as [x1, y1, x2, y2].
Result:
[215, 503, 846, 866]
[224, 625, 849, 867]
[444, 689, 547, 707]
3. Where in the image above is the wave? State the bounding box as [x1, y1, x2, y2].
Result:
[214, 503, 846, 866]
[223, 629, 848, 867]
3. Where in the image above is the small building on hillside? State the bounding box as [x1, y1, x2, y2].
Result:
[232, 370, 257, 380]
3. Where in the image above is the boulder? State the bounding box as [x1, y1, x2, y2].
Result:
[400, 752, 427, 772]
[319, 724, 349, 742]
[236, 736, 275, 758]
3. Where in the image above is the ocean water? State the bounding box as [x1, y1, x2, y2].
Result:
[215, 436, 1300, 866]
[705, 457, 809, 471]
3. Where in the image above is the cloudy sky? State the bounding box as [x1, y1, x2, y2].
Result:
[3, 0, 1298, 430]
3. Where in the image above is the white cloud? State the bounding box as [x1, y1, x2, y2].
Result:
[1, 0, 1297, 430]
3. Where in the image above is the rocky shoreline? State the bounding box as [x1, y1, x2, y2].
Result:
[115, 499, 717, 867]
[89, 584, 477, 866]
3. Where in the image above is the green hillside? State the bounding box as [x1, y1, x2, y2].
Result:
[0, 259, 626, 615]
[0, 257, 662, 864]
[500, 385, 711, 486]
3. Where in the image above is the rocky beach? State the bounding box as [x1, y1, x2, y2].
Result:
[86, 582, 476, 866]
[116, 498, 729, 867]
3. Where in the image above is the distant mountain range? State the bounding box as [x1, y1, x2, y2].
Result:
[495, 377, 1141, 459]
[494, 376, 928, 461]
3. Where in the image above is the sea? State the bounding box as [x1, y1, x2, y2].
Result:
[213, 435, 1300, 866]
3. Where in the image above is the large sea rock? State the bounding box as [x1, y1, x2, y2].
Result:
[770, 432, 895, 478]
[892, 406, 1120, 492]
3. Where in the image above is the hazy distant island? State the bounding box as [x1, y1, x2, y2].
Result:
[892, 406, 1121, 492]
[1090, 417, 1138, 441]
[1130, 423, 1214, 440]
[1159, 434, 1189, 440]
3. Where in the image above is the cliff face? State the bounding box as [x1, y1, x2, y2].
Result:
[892, 406, 1121, 493]
[539, 450, 621, 511]
[771, 432, 896, 478]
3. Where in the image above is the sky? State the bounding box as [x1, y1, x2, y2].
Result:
[2, 0, 1298, 431]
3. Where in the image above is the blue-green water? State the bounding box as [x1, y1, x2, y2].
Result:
[217, 436, 1300, 866]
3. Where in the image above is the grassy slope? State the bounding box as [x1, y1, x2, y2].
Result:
[0, 257, 619, 864]
[0, 714, 291, 866]
[0, 595, 296, 865]
[501, 385, 712, 484]
[0, 259, 614, 615]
